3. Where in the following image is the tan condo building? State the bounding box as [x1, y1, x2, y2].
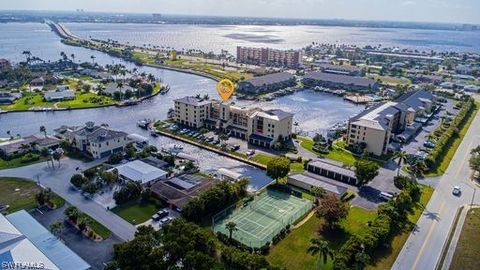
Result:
[173, 96, 293, 148]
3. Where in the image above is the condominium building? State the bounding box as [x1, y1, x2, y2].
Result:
[236, 46, 303, 68]
[236, 72, 296, 94]
[347, 90, 435, 156]
[303, 72, 378, 92]
[55, 121, 129, 159]
[173, 96, 293, 148]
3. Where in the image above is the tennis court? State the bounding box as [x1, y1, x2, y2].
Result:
[213, 189, 312, 248]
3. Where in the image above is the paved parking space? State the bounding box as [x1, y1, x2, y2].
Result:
[136, 207, 181, 230]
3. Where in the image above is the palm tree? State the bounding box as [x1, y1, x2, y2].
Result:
[49, 221, 63, 238]
[40, 126, 47, 138]
[226, 221, 238, 240]
[64, 206, 80, 223]
[311, 187, 327, 205]
[307, 238, 334, 268]
[393, 150, 408, 177]
[90, 55, 96, 65]
[22, 50, 32, 64]
[52, 151, 62, 168]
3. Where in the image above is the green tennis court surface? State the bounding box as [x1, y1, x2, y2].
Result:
[213, 189, 312, 248]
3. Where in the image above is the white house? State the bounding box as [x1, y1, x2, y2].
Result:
[114, 160, 168, 186]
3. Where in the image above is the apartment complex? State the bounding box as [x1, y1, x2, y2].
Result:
[347, 90, 435, 156]
[303, 72, 378, 92]
[173, 96, 293, 148]
[236, 46, 303, 68]
[236, 72, 296, 94]
[317, 63, 364, 76]
[55, 121, 129, 159]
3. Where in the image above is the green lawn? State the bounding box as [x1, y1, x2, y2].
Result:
[57, 91, 114, 108]
[426, 102, 479, 176]
[450, 209, 480, 270]
[0, 155, 49, 170]
[367, 185, 434, 270]
[0, 93, 54, 111]
[369, 75, 412, 85]
[298, 137, 357, 166]
[0, 177, 65, 214]
[80, 213, 112, 239]
[112, 198, 164, 225]
[267, 206, 376, 270]
[252, 153, 305, 173]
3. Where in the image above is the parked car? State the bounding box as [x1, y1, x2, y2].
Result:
[160, 216, 173, 225]
[246, 150, 255, 156]
[452, 186, 461, 196]
[424, 141, 436, 148]
[232, 144, 241, 151]
[379, 192, 394, 201]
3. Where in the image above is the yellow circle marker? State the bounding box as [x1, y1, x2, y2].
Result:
[216, 79, 235, 101]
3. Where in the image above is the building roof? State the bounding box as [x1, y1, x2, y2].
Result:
[318, 63, 362, 74]
[174, 96, 211, 107]
[239, 72, 294, 87]
[252, 109, 293, 121]
[1, 210, 90, 270]
[288, 173, 348, 196]
[308, 159, 356, 179]
[72, 123, 127, 143]
[303, 72, 377, 88]
[218, 168, 243, 180]
[0, 135, 61, 155]
[151, 174, 216, 209]
[104, 82, 135, 94]
[395, 90, 434, 112]
[43, 89, 75, 100]
[114, 160, 168, 185]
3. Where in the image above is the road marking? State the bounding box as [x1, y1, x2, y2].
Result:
[455, 141, 473, 178]
[412, 201, 446, 269]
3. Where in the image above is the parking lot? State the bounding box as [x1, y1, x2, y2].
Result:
[136, 207, 181, 230]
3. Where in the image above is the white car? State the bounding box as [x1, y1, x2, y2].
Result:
[160, 216, 173, 225]
[452, 186, 461, 196]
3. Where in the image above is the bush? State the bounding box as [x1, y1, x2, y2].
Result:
[108, 152, 123, 164]
[70, 174, 87, 188]
[20, 153, 40, 163]
[113, 181, 142, 204]
[393, 176, 414, 190]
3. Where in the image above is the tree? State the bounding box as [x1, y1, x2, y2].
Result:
[226, 221, 238, 240]
[52, 151, 62, 168]
[311, 186, 327, 204]
[354, 159, 379, 185]
[307, 238, 334, 267]
[316, 194, 349, 229]
[35, 189, 52, 206]
[108, 152, 123, 164]
[266, 157, 291, 184]
[393, 150, 408, 177]
[64, 206, 80, 223]
[49, 221, 63, 238]
[39, 125, 47, 138]
[70, 174, 87, 188]
[77, 217, 89, 232]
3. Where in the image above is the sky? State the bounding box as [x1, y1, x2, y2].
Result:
[1, 0, 479, 24]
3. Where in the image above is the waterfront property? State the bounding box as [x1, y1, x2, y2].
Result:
[236, 72, 296, 94]
[236, 46, 303, 68]
[306, 159, 358, 185]
[0, 92, 22, 104]
[173, 96, 294, 148]
[55, 121, 129, 159]
[113, 160, 168, 186]
[43, 85, 75, 101]
[151, 174, 217, 210]
[346, 90, 436, 156]
[0, 134, 61, 157]
[0, 210, 90, 270]
[212, 188, 312, 248]
[303, 72, 378, 92]
[317, 63, 363, 76]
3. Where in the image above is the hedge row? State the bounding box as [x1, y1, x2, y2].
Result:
[425, 98, 475, 169]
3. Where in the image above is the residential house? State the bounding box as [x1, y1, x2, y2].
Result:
[43, 85, 75, 101]
[0, 134, 61, 157]
[113, 160, 168, 186]
[0, 92, 22, 104]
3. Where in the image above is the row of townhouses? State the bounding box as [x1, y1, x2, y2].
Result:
[347, 90, 436, 156]
[173, 96, 293, 148]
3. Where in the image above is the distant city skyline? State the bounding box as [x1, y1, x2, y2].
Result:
[1, 0, 479, 25]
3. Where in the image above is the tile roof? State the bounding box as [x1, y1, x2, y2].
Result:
[240, 72, 294, 87]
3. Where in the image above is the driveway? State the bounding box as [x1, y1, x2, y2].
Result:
[0, 157, 136, 241]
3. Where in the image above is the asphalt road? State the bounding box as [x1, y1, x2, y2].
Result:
[0, 157, 136, 241]
[393, 103, 480, 270]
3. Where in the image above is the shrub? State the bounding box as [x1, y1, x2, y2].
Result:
[70, 174, 87, 188]
[113, 181, 142, 204]
[20, 153, 40, 163]
[108, 152, 123, 164]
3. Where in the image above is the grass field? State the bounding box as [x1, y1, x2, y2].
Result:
[298, 137, 357, 166]
[112, 198, 164, 225]
[449, 209, 480, 270]
[0, 155, 49, 170]
[369, 75, 412, 85]
[80, 212, 112, 239]
[267, 206, 376, 270]
[0, 177, 65, 214]
[267, 185, 433, 270]
[251, 153, 305, 173]
[426, 102, 479, 176]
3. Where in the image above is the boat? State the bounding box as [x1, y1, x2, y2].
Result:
[173, 144, 184, 150]
[150, 130, 159, 137]
[137, 119, 151, 129]
[160, 85, 170, 95]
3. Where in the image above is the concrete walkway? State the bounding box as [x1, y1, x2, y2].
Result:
[0, 157, 136, 241]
